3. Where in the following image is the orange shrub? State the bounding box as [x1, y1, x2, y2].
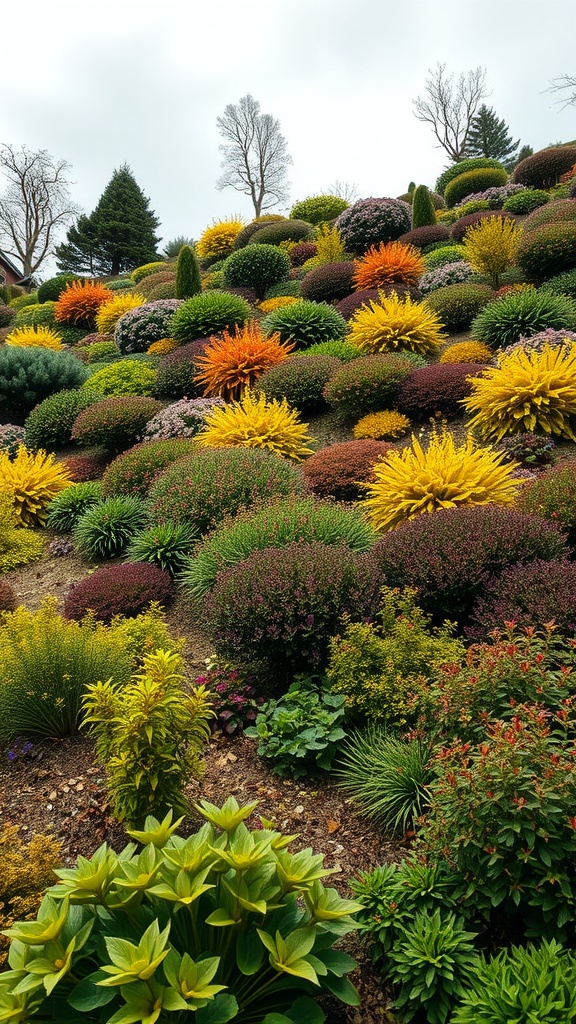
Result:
[193, 321, 294, 401]
[54, 280, 114, 328]
[353, 241, 425, 291]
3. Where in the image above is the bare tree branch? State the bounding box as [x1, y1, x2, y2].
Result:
[0, 144, 79, 277]
[413, 63, 489, 163]
[547, 74, 576, 109]
[216, 94, 292, 217]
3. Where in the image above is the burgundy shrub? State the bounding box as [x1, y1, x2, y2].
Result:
[396, 362, 487, 420]
[303, 439, 394, 500]
[64, 562, 175, 623]
[467, 558, 576, 640]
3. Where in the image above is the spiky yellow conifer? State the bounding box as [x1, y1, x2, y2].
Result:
[461, 216, 523, 289]
[348, 292, 446, 357]
[196, 219, 244, 260]
[5, 326, 63, 350]
[95, 292, 146, 334]
[196, 390, 314, 461]
[0, 447, 74, 526]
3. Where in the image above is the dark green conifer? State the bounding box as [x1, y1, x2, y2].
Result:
[411, 185, 437, 229]
[176, 245, 202, 299]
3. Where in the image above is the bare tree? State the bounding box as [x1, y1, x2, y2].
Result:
[413, 63, 489, 163]
[326, 180, 360, 203]
[547, 74, 576, 109]
[216, 94, 292, 217]
[0, 144, 78, 277]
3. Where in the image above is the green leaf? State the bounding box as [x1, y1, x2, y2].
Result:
[196, 993, 239, 1023]
[315, 948, 357, 977]
[321, 972, 361, 1006]
[236, 929, 264, 975]
[68, 973, 117, 1011]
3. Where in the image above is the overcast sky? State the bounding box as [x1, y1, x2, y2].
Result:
[2, 0, 576, 275]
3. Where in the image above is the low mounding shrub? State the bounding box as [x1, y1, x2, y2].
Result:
[397, 362, 486, 420]
[254, 354, 340, 412]
[0, 303, 16, 328]
[0, 424, 25, 457]
[300, 338, 362, 360]
[323, 353, 414, 418]
[522, 197, 576, 233]
[64, 562, 175, 622]
[303, 438, 393, 500]
[353, 241, 425, 291]
[196, 390, 314, 461]
[450, 209, 515, 243]
[261, 298, 347, 349]
[247, 219, 314, 246]
[61, 451, 110, 483]
[369, 503, 569, 626]
[0, 580, 18, 612]
[424, 282, 494, 330]
[289, 241, 318, 266]
[512, 145, 576, 188]
[71, 396, 163, 453]
[203, 540, 374, 679]
[397, 224, 451, 249]
[246, 684, 347, 777]
[439, 340, 493, 363]
[541, 267, 576, 298]
[496, 431, 556, 467]
[0, 346, 88, 418]
[5, 325, 63, 350]
[335, 287, 381, 319]
[37, 274, 83, 303]
[470, 288, 576, 347]
[73, 495, 148, 558]
[180, 496, 376, 599]
[146, 447, 306, 535]
[335, 197, 412, 254]
[436, 157, 507, 196]
[232, 216, 285, 250]
[422, 244, 467, 270]
[222, 243, 290, 298]
[264, 278, 302, 299]
[115, 299, 182, 354]
[353, 409, 411, 439]
[46, 481, 103, 532]
[141, 397, 224, 441]
[348, 292, 446, 357]
[502, 187, 549, 213]
[517, 222, 576, 279]
[517, 459, 576, 546]
[79, 358, 157, 397]
[290, 194, 349, 224]
[169, 290, 251, 342]
[0, 493, 44, 572]
[300, 261, 356, 302]
[153, 338, 208, 398]
[125, 520, 197, 575]
[444, 166, 508, 208]
[468, 558, 576, 639]
[23, 389, 99, 450]
[100, 438, 199, 498]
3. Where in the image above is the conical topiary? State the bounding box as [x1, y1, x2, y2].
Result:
[411, 185, 437, 229]
[176, 244, 202, 299]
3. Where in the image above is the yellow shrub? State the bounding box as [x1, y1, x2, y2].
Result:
[196, 390, 315, 461]
[5, 326, 63, 350]
[0, 491, 44, 571]
[463, 342, 576, 442]
[301, 224, 347, 269]
[147, 337, 180, 355]
[0, 447, 73, 526]
[348, 291, 446, 357]
[353, 410, 411, 440]
[461, 216, 523, 288]
[0, 825, 61, 968]
[363, 431, 521, 532]
[258, 296, 299, 313]
[196, 218, 244, 260]
[95, 292, 146, 334]
[440, 340, 493, 364]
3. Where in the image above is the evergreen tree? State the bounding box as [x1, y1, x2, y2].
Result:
[175, 245, 201, 299]
[56, 165, 161, 276]
[411, 185, 436, 228]
[464, 105, 520, 165]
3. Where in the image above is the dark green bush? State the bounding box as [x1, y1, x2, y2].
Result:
[517, 222, 576, 279]
[101, 438, 199, 498]
[222, 244, 290, 298]
[125, 520, 197, 575]
[502, 188, 550, 214]
[248, 219, 314, 246]
[71, 396, 163, 454]
[290, 195, 349, 224]
[323, 353, 413, 418]
[424, 282, 494, 331]
[169, 290, 251, 341]
[24, 389, 100, 450]
[261, 299, 347, 348]
[73, 495, 148, 558]
[175, 244, 201, 299]
[411, 184, 437, 228]
[436, 157, 506, 196]
[263, 279, 302, 299]
[540, 267, 576, 298]
[470, 288, 576, 346]
[444, 167, 508, 208]
[37, 274, 83, 303]
[254, 354, 340, 411]
[46, 481, 103, 532]
[512, 145, 576, 188]
[0, 347, 88, 418]
[232, 217, 287, 250]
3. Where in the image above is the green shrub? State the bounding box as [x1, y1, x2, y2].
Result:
[175, 244, 201, 299]
[246, 681, 346, 777]
[422, 244, 466, 270]
[37, 274, 83, 303]
[436, 158, 506, 196]
[502, 188, 550, 213]
[130, 260, 167, 283]
[517, 222, 576, 279]
[336, 728, 434, 834]
[71, 396, 163, 453]
[46, 481, 103, 532]
[84, 648, 213, 824]
[263, 278, 302, 299]
[80, 358, 157, 397]
[232, 216, 286, 250]
[79, 339, 121, 364]
[24, 389, 100, 450]
[453, 199, 491, 217]
[73, 495, 148, 558]
[13, 300, 55, 328]
[147, 447, 306, 535]
[444, 167, 508, 208]
[424, 282, 494, 330]
[9, 291, 39, 311]
[181, 496, 376, 598]
[512, 145, 576, 188]
[248, 219, 314, 245]
[0, 799, 361, 1023]
[261, 298, 347, 349]
[290, 194, 349, 224]
[323, 353, 413, 419]
[169, 290, 251, 341]
[470, 288, 576, 346]
[299, 339, 362, 360]
[101, 437, 199, 498]
[222, 244, 290, 298]
[411, 184, 437, 228]
[522, 197, 576, 233]
[517, 458, 576, 546]
[540, 267, 576, 298]
[0, 347, 88, 418]
[125, 520, 197, 575]
[254, 354, 340, 411]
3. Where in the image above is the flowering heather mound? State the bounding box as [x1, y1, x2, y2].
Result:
[71, 396, 163, 454]
[517, 458, 576, 547]
[467, 558, 576, 640]
[61, 452, 110, 483]
[303, 439, 394, 500]
[335, 197, 412, 254]
[255, 355, 340, 413]
[369, 504, 570, 626]
[115, 299, 182, 354]
[419, 261, 474, 295]
[153, 339, 210, 398]
[64, 563, 175, 623]
[101, 438, 199, 499]
[323, 353, 414, 419]
[398, 224, 451, 249]
[141, 398, 225, 441]
[397, 362, 487, 420]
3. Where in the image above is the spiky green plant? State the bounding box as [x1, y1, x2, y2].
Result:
[73, 496, 148, 558]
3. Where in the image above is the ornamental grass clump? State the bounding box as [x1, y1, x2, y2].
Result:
[470, 289, 576, 348]
[195, 390, 315, 461]
[348, 292, 446, 357]
[46, 481, 103, 532]
[4, 326, 63, 350]
[0, 447, 73, 526]
[353, 241, 425, 290]
[73, 495, 148, 559]
[193, 322, 293, 400]
[363, 432, 521, 533]
[261, 299, 348, 349]
[463, 342, 576, 441]
[125, 521, 197, 576]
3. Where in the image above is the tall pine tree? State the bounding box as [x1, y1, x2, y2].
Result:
[56, 165, 161, 276]
[463, 105, 520, 166]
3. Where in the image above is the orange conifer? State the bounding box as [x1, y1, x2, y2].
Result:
[54, 280, 115, 328]
[353, 241, 425, 291]
[193, 321, 294, 401]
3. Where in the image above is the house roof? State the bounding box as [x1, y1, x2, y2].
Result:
[0, 249, 31, 286]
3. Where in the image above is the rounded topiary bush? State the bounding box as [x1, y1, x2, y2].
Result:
[222, 244, 291, 298]
[114, 300, 182, 355]
[100, 438, 200, 499]
[419, 261, 475, 295]
[0, 347, 88, 419]
[261, 299, 347, 349]
[517, 459, 576, 546]
[335, 288, 381, 320]
[444, 167, 508, 208]
[422, 244, 467, 270]
[24, 389, 100, 450]
[439, 340, 493, 364]
[203, 540, 374, 679]
[436, 158, 507, 196]
[147, 447, 306, 536]
[450, 209, 515, 243]
[247, 220, 314, 246]
[80, 359, 157, 397]
[153, 339, 209, 399]
[517, 223, 576, 279]
[71, 396, 163, 454]
[323, 353, 414, 419]
[470, 289, 576, 347]
[254, 354, 341, 412]
[522, 198, 576, 233]
[290, 195, 349, 224]
[396, 362, 487, 420]
[303, 439, 393, 500]
[37, 275, 84, 303]
[423, 282, 494, 331]
[335, 198, 412, 255]
[169, 291, 251, 342]
[397, 224, 451, 249]
[12, 301, 57, 330]
[369, 504, 569, 627]
[64, 563, 175, 623]
[512, 146, 576, 189]
[232, 218, 286, 250]
[468, 559, 576, 639]
[300, 262, 356, 303]
[502, 189, 550, 214]
[289, 242, 318, 267]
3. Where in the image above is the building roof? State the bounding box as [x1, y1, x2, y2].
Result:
[0, 249, 31, 286]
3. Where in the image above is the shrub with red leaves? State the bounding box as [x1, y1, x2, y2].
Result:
[335, 289, 381, 320]
[397, 224, 451, 249]
[300, 262, 355, 303]
[290, 242, 318, 267]
[153, 339, 209, 399]
[468, 558, 576, 639]
[303, 439, 393, 500]
[513, 146, 576, 189]
[61, 452, 111, 482]
[0, 580, 18, 612]
[71, 396, 163, 454]
[396, 362, 487, 420]
[64, 562, 175, 623]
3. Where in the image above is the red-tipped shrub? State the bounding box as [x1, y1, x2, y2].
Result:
[303, 439, 393, 500]
[64, 562, 175, 623]
[396, 362, 487, 420]
[71, 396, 163, 454]
[290, 242, 318, 267]
[61, 452, 111, 482]
[467, 558, 576, 640]
[101, 438, 200, 499]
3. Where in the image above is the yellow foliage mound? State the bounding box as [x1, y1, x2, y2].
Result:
[353, 410, 411, 440]
[348, 291, 446, 357]
[0, 447, 73, 526]
[5, 326, 63, 350]
[440, 340, 493, 364]
[196, 390, 315, 461]
[95, 292, 146, 334]
[196, 219, 244, 260]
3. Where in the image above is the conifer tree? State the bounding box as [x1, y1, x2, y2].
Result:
[411, 185, 436, 228]
[464, 105, 520, 165]
[175, 245, 202, 299]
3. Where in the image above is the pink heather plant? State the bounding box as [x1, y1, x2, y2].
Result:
[141, 398, 226, 442]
